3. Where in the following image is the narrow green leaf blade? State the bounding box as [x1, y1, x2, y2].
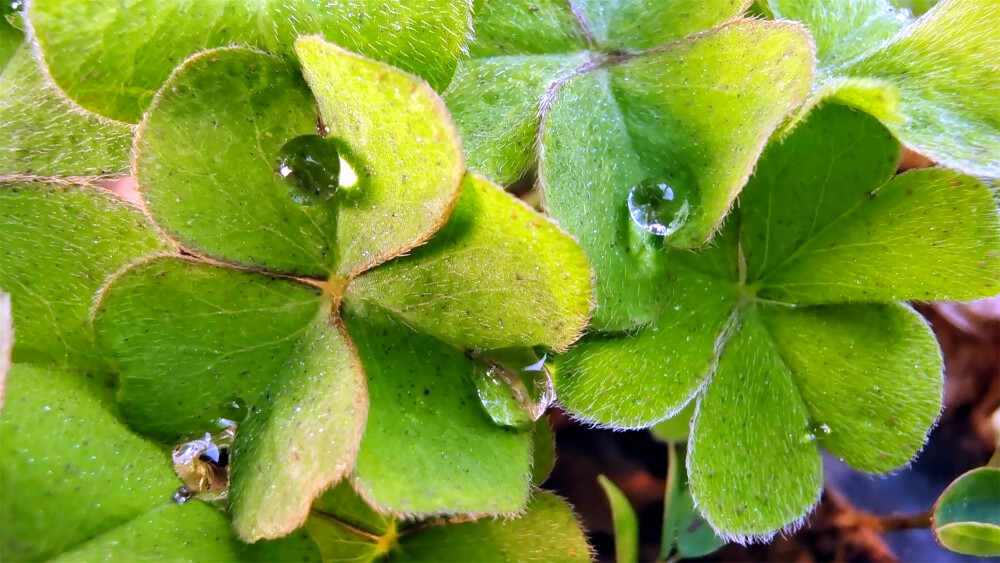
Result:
[0, 183, 168, 370]
[761, 303, 942, 473]
[230, 316, 367, 541]
[342, 301, 532, 516]
[0, 45, 132, 176]
[134, 48, 338, 277]
[688, 312, 822, 541]
[933, 467, 1000, 556]
[598, 476, 639, 563]
[295, 37, 465, 278]
[28, 0, 471, 122]
[347, 173, 593, 352]
[397, 492, 592, 562]
[1, 365, 177, 561]
[94, 257, 324, 441]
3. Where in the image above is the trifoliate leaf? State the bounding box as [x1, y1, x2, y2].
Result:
[0, 363, 319, 561]
[342, 301, 532, 515]
[555, 104, 998, 539]
[447, 1, 814, 330]
[0, 45, 132, 176]
[346, 172, 593, 352]
[93, 257, 367, 541]
[0, 182, 168, 370]
[768, 0, 1000, 177]
[27, 0, 472, 122]
[134, 48, 339, 277]
[295, 37, 465, 278]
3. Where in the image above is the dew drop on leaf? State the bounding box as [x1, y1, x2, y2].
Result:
[275, 134, 341, 204]
[220, 396, 247, 423]
[627, 180, 690, 237]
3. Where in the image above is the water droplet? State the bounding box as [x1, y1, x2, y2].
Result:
[811, 422, 831, 437]
[627, 180, 690, 237]
[220, 397, 247, 422]
[172, 485, 193, 504]
[275, 134, 341, 204]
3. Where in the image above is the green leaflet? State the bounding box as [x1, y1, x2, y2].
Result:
[933, 467, 1000, 556]
[768, 0, 1000, 177]
[27, 0, 471, 122]
[0, 182, 168, 370]
[0, 45, 133, 176]
[134, 48, 339, 277]
[307, 486, 591, 562]
[94, 257, 368, 541]
[342, 301, 533, 515]
[555, 105, 999, 539]
[94, 257, 326, 441]
[347, 173, 593, 352]
[294, 38, 464, 279]
[661, 444, 725, 559]
[0, 364, 319, 561]
[598, 476, 639, 563]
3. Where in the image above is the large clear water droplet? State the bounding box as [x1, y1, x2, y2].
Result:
[627, 180, 690, 237]
[469, 363, 533, 429]
[275, 134, 341, 204]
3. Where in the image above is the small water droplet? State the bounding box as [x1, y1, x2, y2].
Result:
[811, 422, 831, 437]
[10, 1, 23, 11]
[220, 396, 247, 422]
[627, 180, 690, 237]
[172, 486, 193, 504]
[275, 134, 341, 204]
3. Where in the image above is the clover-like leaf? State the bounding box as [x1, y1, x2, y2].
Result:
[134, 48, 340, 277]
[767, 0, 1000, 177]
[0, 182, 169, 370]
[89, 35, 594, 541]
[0, 363, 319, 561]
[27, 0, 471, 122]
[0, 43, 133, 177]
[307, 481, 592, 563]
[294, 37, 464, 278]
[446, 1, 815, 330]
[933, 467, 1000, 556]
[555, 104, 1000, 539]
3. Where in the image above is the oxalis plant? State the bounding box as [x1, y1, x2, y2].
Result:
[0, 0, 997, 562]
[447, 0, 999, 547]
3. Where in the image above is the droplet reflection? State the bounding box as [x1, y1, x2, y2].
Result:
[627, 180, 690, 237]
[275, 134, 341, 204]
